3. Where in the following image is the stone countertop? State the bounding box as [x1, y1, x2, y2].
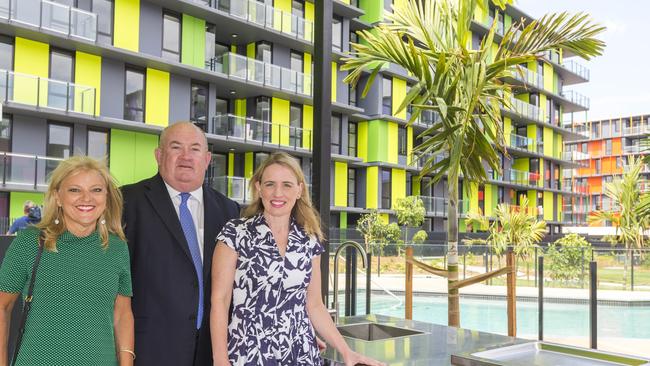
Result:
[322, 314, 529, 365]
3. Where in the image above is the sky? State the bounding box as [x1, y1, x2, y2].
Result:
[516, 0, 649, 123]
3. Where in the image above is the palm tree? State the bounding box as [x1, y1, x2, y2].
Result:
[589, 157, 650, 288]
[466, 196, 546, 277]
[342, 0, 605, 326]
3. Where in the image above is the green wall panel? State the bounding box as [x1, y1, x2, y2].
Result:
[359, 0, 383, 23]
[110, 129, 158, 186]
[367, 120, 388, 162]
[182, 14, 206, 68]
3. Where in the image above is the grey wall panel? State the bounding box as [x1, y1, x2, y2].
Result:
[273, 43, 290, 69]
[169, 73, 190, 123]
[337, 68, 347, 104]
[329, 162, 335, 203]
[73, 124, 87, 156]
[100, 58, 125, 120]
[340, 115, 348, 155]
[12, 115, 46, 155]
[356, 75, 380, 115]
[139, 1, 163, 58]
[356, 168, 366, 208]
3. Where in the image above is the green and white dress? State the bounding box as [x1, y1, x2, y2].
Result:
[0, 227, 132, 366]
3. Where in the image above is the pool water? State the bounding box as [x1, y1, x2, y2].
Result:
[353, 293, 650, 339]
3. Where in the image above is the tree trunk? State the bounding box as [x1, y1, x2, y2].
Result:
[448, 182, 460, 327]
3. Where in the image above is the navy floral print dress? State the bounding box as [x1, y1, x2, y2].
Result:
[216, 214, 325, 366]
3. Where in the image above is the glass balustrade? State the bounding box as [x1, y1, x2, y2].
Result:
[1, 0, 97, 41]
[488, 168, 539, 187]
[417, 196, 468, 216]
[0, 69, 96, 115]
[561, 90, 590, 109]
[508, 97, 543, 123]
[623, 125, 650, 136]
[0, 152, 64, 190]
[561, 59, 590, 80]
[211, 114, 313, 150]
[211, 176, 251, 203]
[207, 53, 312, 96]
[217, 0, 313, 42]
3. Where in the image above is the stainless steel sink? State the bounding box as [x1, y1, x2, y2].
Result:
[337, 322, 425, 341]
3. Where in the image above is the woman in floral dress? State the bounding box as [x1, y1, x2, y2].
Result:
[211, 152, 384, 366]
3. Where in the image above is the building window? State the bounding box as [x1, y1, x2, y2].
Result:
[350, 30, 358, 44]
[254, 96, 271, 142]
[382, 76, 392, 115]
[256, 41, 272, 63]
[381, 169, 391, 209]
[87, 129, 109, 161]
[331, 114, 341, 154]
[348, 84, 357, 106]
[94, 0, 113, 44]
[190, 81, 208, 129]
[205, 23, 216, 65]
[348, 122, 357, 157]
[289, 103, 302, 148]
[347, 168, 356, 207]
[591, 122, 600, 139]
[47, 122, 73, 175]
[254, 152, 270, 171]
[291, 0, 305, 38]
[595, 159, 601, 174]
[497, 186, 505, 204]
[478, 185, 485, 214]
[49, 49, 74, 110]
[332, 16, 342, 51]
[616, 156, 623, 169]
[124, 67, 145, 122]
[0, 114, 11, 152]
[290, 51, 303, 90]
[613, 120, 621, 136]
[398, 126, 407, 158]
[162, 11, 181, 61]
[602, 121, 610, 138]
[605, 139, 612, 155]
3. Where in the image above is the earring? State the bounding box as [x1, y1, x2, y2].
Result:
[54, 218, 60, 225]
[100, 218, 106, 225]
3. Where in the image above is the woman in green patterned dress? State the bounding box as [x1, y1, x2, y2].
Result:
[0, 156, 134, 366]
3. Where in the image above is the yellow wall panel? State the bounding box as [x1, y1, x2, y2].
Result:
[331, 62, 338, 102]
[391, 169, 406, 208]
[407, 126, 413, 165]
[358, 121, 368, 162]
[13, 37, 49, 106]
[543, 191, 553, 221]
[271, 98, 290, 145]
[74, 51, 101, 115]
[244, 152, 254, 178]
[334, 162, 348, 207]
[145, 68, 169, 127]
[304, 53, 312, 94]
[366, 166, 378, 209]
[543, 127, 553, 157]
[392, 77, 406, 119]
[303, 104, 313, 149]
[387, 122, 398, 164]
[114, 0, 140, 52]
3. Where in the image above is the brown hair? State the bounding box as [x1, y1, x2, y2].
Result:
[37, 156, 125, 251]
[242, 152, 324, 241]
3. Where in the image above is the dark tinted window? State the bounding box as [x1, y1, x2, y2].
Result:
[162, 12, 181, 61]
[124, 67, 145, 122]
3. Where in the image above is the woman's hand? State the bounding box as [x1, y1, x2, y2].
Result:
[342, 350, 387, 366]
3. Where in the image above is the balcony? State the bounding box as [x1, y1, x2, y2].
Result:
[488, 168, 540, 187]
[510, 67, 544, 90]
[417, 196, 468, 216]
[623, 145, 642, 154]
[623, 164, 650, 173]
[560, 90, 590, 110]
[623, 124, 650, 136]
[561, 59, 590, 81]
[209, 175, 251, 203]
[0, 151, 64, 191]
[508, 133, 540, 154]
[508, 97, 543, 123]
[408, 152, 446, 170]
[561, 150, 590, 167]
[206, 53, 312, 96]
[215, 0, 313, 43]
[0, 69, 97, 115]
[0, 0, 97, 42]
[210, 114, 313, 151]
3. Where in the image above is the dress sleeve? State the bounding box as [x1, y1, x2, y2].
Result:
[116, 242, 133, 297]
[216, 219, 239, 252]
[309, 236, 325, 258]
[0, 229, 39, 293]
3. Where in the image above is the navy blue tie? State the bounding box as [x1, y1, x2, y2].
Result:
[179, 192, 203, 329]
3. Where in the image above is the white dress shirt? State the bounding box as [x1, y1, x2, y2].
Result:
[164, 182, 205, 261]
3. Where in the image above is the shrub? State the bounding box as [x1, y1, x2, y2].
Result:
[546, 233, 591, 284]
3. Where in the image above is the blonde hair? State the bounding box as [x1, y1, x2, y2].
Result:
[37, 156, 125, 251]
[243, 152, 324, 241]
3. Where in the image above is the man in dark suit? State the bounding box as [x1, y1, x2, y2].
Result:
[122, 122, 239, 365]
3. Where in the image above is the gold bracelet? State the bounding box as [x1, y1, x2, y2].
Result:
[119, 349, 136, 360]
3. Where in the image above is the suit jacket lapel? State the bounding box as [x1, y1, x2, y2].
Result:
[144, 174, 193, 262]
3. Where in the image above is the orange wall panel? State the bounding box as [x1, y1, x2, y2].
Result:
[588, 177, 601, 195]
[588, 140, 602, 157]
[612, 138, 622, 155]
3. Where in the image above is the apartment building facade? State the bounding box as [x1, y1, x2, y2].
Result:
[565, 115, 650, 226]
[0, 0, 589, 234]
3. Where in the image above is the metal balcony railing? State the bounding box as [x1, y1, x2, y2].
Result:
[206, 53, 313, 96]
[211, 114, 313, 151]
[561, 150, 590, 162]
[561, 59, 590, 81]
[408, 152, 446, 170]
[623, 125, 650, 136]
[623, 164, 650, 173]
[508, 133, 539, 153]
[215, 0, 313, 43]
[417, 196, 468, 216]
[511, 66, 544, 89]
[561, 90, 590, 109]
[0, 69, 96, 115]
[488, 168, 540, 187]
[0, 151, 64, 191]
[0, 0, 97, 42]
[508, 97, 543, 123]
[623, 145, 642, 154]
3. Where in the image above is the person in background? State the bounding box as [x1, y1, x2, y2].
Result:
[211, 152, 385, 366]
[0, 156, 134, 365]
[6, 201, 41, 235]
[122, 122, 239, 366]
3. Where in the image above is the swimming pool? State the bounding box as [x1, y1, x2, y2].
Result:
[352, 293, 650, 339]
